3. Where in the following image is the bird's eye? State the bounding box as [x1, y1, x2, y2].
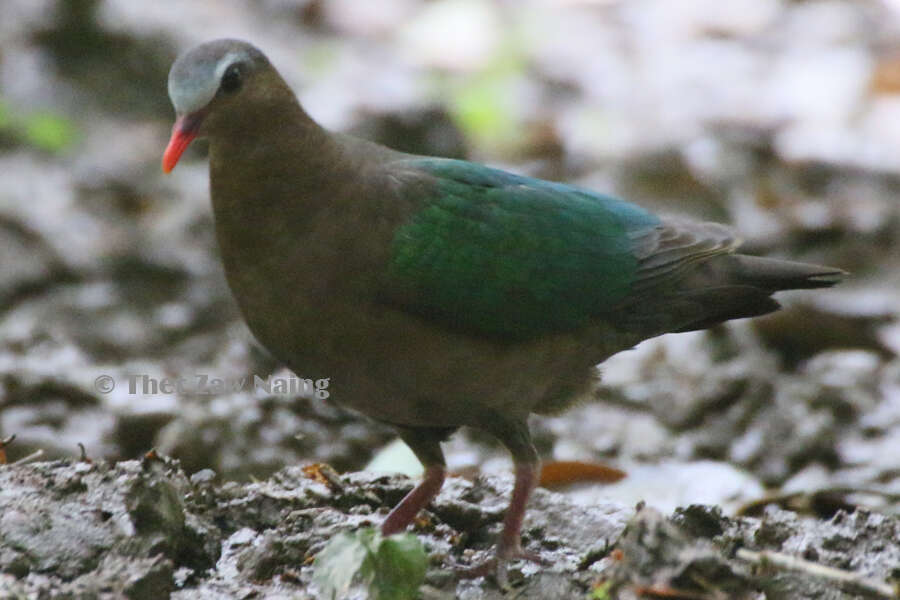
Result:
[220, 63, 242, 93]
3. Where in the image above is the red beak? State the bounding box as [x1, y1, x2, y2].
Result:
[162, 113, 204, 173]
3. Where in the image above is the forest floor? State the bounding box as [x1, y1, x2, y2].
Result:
[1, 0, 899, 597]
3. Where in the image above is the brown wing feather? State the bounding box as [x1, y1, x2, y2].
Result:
[626, 218, 740, 296]
[608, 217, 844, 338]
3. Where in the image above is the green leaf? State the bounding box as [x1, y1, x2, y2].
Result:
[23, 112, 78, 153]
[372, 534, 427, 600]
[588, 581, 612, 599]
[313, 531, 373, 599]
[445, 39, 527, 154]
[313, 529, 427, 600]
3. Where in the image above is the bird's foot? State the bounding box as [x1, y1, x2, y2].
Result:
[453, 544, 549, 588]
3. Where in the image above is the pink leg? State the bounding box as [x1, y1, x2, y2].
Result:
[456, 459, 546, 583]
[497, 460, 541, 558]
[456, 417, 548, 586]
[381, 464, 446, 535]
[380, 426, 450, 536]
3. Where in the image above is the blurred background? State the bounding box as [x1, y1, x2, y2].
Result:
[1, 0, 899, 515]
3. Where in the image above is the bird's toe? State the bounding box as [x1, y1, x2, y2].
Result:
[452, 544, 548, 588]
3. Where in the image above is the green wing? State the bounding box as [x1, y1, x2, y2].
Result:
[385, 158, 661, 340]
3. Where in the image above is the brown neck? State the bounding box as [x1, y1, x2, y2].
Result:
[210, 100, 337, 204]
[204, 89, 350, 286]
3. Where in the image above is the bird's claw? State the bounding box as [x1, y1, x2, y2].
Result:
[452, 545, 549, 589]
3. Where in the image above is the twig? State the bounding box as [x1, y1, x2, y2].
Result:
[13, 448, 44, 465]
[77, 442, 92, 463]
[736, 548, 898, 598]
[737, 488, 900, 516]
[633, 584, 717, 599]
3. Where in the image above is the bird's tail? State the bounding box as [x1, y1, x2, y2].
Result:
[724, 254, 846, 291]
[664, 254, 846, 333]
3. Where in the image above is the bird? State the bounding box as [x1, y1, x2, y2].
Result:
[162, 39, 844, 579]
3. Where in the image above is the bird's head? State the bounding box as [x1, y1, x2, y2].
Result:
[162, 39, 286, 173]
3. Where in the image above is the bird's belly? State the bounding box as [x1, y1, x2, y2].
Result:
[236, 291, 598, 428]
